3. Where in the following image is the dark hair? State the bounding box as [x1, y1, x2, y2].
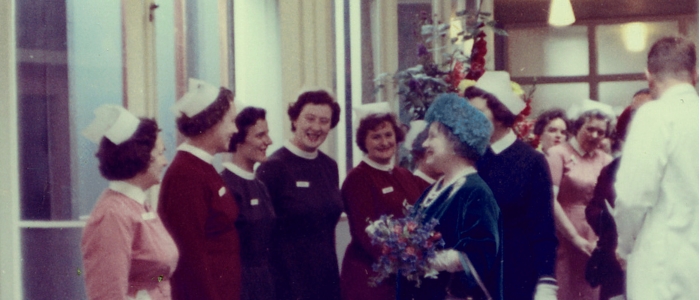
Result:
[464, 86, 517, 127]
[96, 118, 159, 180]
[533, 108, 568, 136]
[572, 110, 612, 137]
[435, 122, 481, 162]
[228, 106, 267, 152]
[411, 128, 430, 160]
[355, 113, 405, 153]
[288, 90, 341, 131]
[176, 88, 234, 137]
[648, 36, 697, 81]
[633, 88, 651, 98]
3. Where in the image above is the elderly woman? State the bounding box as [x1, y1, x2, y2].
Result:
[81, 105, 178, 299]
[220, 106, 275, 300]
[533, 108, 568, 154]
[158, 79, 241, 300]
[340, 103, 430, 300]
[257, 89, 343, 300]
[399, 93, 502, 300]
[546, 100, 614, 300]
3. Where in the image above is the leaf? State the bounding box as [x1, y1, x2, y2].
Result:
[420, 25, 434, 35]
[456, 9, 468, 17]
[437, 23, 450, 32]
[492, 27, 508, 36]
[478, 12, 492, 17]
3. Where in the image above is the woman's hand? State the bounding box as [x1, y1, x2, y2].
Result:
[572, 235, 595, 256]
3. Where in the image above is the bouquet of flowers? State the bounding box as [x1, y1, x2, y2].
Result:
[365, 204, 445, 287]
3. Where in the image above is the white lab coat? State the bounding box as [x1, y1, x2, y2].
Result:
[614, 83, 699, 300]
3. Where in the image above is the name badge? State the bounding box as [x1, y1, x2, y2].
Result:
[250, 199, 259, 206]
[141, 212, 157, 220]
[381, 186, 394, 194]
[218, 187, 226, 197]
[296, 181, 310, 188]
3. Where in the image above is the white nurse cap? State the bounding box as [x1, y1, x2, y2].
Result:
[474, 71, 526, 115]
[82, 104, 140, 145]
[566, 99, 615, 120]
[172, 78, 221, 117]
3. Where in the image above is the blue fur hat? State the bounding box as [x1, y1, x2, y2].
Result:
[425, 93, 493, 157]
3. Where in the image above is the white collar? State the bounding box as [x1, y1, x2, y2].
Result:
[284, 139, 318, 160]
[222, 162, 255, 180]
[414, 169, 437, 184]
[177, 142, 214, 164]
[659, 83, 697, 101]
[108, 181, 147, 205]
[569, 138, 589, 157]
[438, 166, 477, 189]
[362, 156, 394, 172]
[490, 129, 517, 154]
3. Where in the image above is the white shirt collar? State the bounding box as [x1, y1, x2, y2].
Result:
[659, 83, 697, 101]
[222, 162, 255, 180]
[569, 138, 589, 157]
[490, 129, 517, 155]
[108, 181, 147, 205]
[362, 156, 394, 172]
[284, 139, 318, 160]
[177, 142, 214, 164]
[414, 169, 436, 184]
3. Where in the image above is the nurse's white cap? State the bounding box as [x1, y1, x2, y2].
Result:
[474, 71, 525, 115]
[566, 99, 615, 120]
[403, 119, 427, 150]
[352, 101, 393, 121]
[172, 78, 221, 117]
[82, 104, 140, 145]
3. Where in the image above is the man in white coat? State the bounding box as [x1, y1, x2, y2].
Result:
[614, 36, 699, 299]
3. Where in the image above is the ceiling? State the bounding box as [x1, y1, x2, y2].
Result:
[494, 0, 698, 25]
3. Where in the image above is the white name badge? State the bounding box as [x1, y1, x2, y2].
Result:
[296, 181, 310, 188]
[218, 187, 226, 197]
[141, 212, 157, 221]
[250, 199, 259, 206]
[382, 186, 394, 194]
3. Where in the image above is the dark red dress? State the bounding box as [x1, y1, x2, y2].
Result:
[340, 160, 430, 300]
[158, 151, 241, 300]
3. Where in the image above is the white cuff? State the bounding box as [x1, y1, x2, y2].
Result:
[429, 249, 463, 273]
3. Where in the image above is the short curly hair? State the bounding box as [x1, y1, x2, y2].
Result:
[96, 118, 159, 180]
[288, 89, 341, 131]
[228, 106, 267, 152]
[533, 108, 568, 136]
[464, 86, 517, 128]
[355, 113, 405, 153]
[176, 88, 234, 137]
[572, 110, 612, 137]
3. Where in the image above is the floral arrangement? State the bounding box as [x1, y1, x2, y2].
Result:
[365, 203, 445, 287]
[374, 5, 507, 121]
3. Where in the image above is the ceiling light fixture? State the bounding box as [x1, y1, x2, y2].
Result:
[622, 22, 648, 53]
[548, 0, 576, 27]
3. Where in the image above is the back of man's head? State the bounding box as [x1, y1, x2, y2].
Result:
[647, 36, 697, 82]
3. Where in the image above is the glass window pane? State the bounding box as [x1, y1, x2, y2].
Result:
[16, 0, 123, 221]
[528, 82, 589, 117]
[508, 26, 589, 77]
[596, 21, 679, 75]
[599, 81, 648, 114]
[22, 228, 85, 299]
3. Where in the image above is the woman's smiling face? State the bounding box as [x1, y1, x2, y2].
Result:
[364, 121, 397, 165]
[422, 122, 454, 172]
[291, 103, 332, 152]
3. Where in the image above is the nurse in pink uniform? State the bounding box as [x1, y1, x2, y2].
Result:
[546, 100, 614, 300]
[81, 105, 179, 300]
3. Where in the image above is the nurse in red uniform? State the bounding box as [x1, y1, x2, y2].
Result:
[81, 105, 179, 300]
[158, 78, 241, 300]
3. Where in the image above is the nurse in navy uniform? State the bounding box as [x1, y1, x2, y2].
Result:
[257, 89, 344, 300]
[220, 106, 276, 300]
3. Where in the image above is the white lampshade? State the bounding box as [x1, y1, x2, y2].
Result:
[548, 0, 576, 27]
